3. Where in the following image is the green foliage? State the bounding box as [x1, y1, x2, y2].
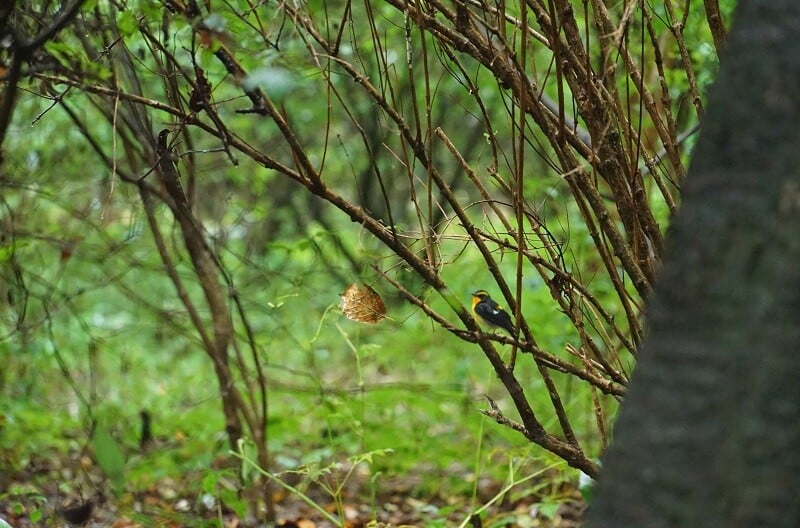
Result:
[116, 10, 138, 37]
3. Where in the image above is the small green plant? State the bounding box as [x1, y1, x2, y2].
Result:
[232, 439, 394, 527]
[458, 454, 565, 528]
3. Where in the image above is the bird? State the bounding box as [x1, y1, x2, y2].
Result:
[471, 290, 516, 335]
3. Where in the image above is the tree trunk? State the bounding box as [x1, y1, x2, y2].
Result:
[584, 1, 800, 526]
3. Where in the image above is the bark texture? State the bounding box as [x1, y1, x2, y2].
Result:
[584, 0, 800, 526]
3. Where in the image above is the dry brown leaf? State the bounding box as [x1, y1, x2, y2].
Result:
[339, 284, 386, 324]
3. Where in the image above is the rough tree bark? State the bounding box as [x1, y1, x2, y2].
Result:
[584, 0, 800, 526]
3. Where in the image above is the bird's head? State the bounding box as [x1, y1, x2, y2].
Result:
[472, 290, 490, 303]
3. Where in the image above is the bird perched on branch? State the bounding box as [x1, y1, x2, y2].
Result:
[471, 290, 516, 335]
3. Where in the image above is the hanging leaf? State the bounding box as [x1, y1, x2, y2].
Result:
[92, 428, 126, 495]
[339, 283, 387, 324]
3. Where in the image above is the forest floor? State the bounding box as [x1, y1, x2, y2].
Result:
[0, 444, 585, 528]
